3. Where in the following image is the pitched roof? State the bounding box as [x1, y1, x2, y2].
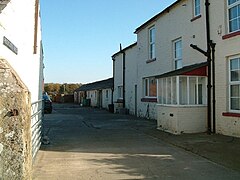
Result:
[75, 78, 113, 92]
[134, 0, 182, 34]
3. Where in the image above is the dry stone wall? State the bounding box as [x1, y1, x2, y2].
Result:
[0, 59, 32, 179]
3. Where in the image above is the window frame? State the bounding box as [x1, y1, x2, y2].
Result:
[227, 0, 240, 33]
[229, 56, 240, 112]
[158, 76, 207, 106]
[173, 38, 183, 70]
[194, 0, 201, 17]
[144, 77, 157, 98]
[149, 26, 156, 60]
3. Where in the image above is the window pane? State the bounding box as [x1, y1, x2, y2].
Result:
[172, 77, 177, 104]
[229, 0, 239, 5]
[150, 44, 156, 59]
[167, 78, 171, 104]
[231, 98, 240, 110]
[229, 6, 238, 19]
[195, 0, 200, 16]
[230, 58, 239, 70]
[150, 28, 155, 43]
[158, 79, 163, 104]
[145, 79, 149, 96]
[179, 77, 187, 105]
[231, 70, 240, 81]
[175, 59, 183, 69]
[189, 77, 196, 104]
[230, 19, 238, 32]
[163, 78, 166, 104]
[231, 85, 240, 97]
[149, 78, 157, 97]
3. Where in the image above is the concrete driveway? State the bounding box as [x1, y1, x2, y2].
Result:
[33, 103, 240, 180]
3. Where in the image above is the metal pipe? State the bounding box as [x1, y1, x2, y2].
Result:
[205, 0, 212, 134]
[122, 51, 126, 108]
[111, 58, 115, 105]
[211, 40, 216, 133]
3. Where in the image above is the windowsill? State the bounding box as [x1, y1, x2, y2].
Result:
[141, 97, 157, 102]
[222, 30, 240, 40]
[190, 15, 201, 22]
[222, 112, 240, 117]
[146, 58, 156, 64]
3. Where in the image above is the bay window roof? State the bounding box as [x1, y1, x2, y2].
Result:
[154, 61, 208, 79]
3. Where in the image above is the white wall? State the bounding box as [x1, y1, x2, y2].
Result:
[157, 105, 207, 134]
[136, 0, 207, 120]
[0, 0, 43, 103]
[209, 1, 240, 137]
[102, 88, 112, 109]
[113, 53, 123, 102]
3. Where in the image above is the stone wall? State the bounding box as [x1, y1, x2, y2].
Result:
[0, 59, 32, 179]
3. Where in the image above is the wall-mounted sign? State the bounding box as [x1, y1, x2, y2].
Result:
[3, 36, 18, 55]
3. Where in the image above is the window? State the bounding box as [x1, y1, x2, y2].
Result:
[194, 0, 201, 17]
[118, 86, 123, 99]
[229, 57, 240, 111]
[149, 26, 156, 59]
[228, 0, 240, 33]
[158, 76, 206, 105]
[144, 77, 157, 97]
[173, 39, 182, 69]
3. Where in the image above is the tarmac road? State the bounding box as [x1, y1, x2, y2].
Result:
[33, 103, 240, 180]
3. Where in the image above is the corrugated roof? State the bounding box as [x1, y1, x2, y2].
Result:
[75, 78, 113, 92]
[134, 0, 182, 34]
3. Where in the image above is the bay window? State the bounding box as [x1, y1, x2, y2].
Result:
[158, 76, 206, 105]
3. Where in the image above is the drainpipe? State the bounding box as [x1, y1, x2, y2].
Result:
[122, 51, 126, 109]
[205, 0, 212, 134]
[211, 40, 216, 133]
[120, 44, 126, 108]
[111, 57, 115, 105]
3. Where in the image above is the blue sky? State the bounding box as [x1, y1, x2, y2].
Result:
[40, 0, 176, 84]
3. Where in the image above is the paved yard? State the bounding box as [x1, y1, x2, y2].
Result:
[33, 103, 240, 180]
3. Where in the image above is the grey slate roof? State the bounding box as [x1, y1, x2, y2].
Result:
[75, 78, 113, 92]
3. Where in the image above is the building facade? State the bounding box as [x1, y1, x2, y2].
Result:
[112, 0, 240, 137]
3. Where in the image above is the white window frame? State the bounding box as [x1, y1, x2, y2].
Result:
[194, 0, 201, 17]
[228, 0, 240, 33]
[158, 76, 207, 106]
[144, 77, 157, 98]
[173, 38, 183, 70]
[229, 56, 240, 112]
[149, 26, 156, 60]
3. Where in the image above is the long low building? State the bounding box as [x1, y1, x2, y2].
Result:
[74, 78, 113, 110]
